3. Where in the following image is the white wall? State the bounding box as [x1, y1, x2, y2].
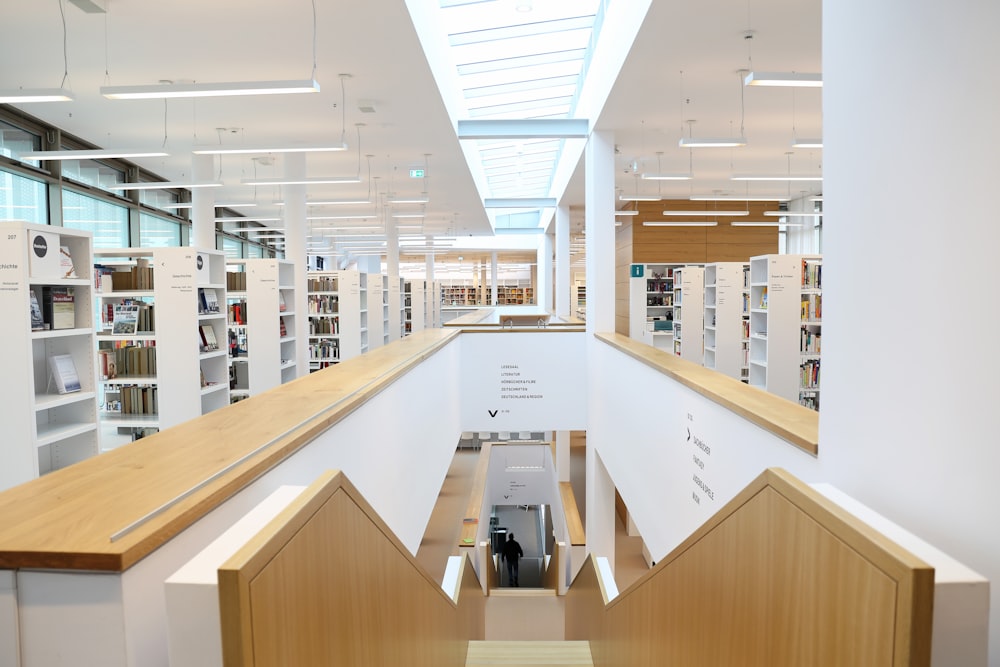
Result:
[824, 1, 1000, 663]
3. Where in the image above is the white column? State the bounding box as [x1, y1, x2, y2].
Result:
[555, 205, 570, 319]
[190, 154, 215, 249]
[490, 252, 498, 306]
[386, 216, 399, 278]
[282, 153, 309, 378]
[586, 445, 616, 572]
[823, 1, 998, 663]
[537, 233, 553, 312]
[585, 130, 615, 333]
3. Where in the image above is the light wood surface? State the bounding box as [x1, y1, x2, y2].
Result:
[466, 640, 593, 666]
[595, 332, 819, 455]
[460, 442, 494, 547]
[0, 328, 458, 571]
[218, 469, 483, 667]
[566, 468, 934, 667]
[559, 483, 586, 546]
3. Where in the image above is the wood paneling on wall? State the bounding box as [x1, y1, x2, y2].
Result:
[614, 221, 633, 335]
[566, 468, 933, 667]
[219, 471, 484, 667]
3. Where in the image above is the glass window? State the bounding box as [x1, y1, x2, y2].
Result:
[61, 159, 125, 192]
[0, 169, 47, 224]
[221, 235, 244, 259]
[62, 189, 129, 248]
[139, 213, 181, 247]
[247, 243, 264, 258]
[140, 188, 183, 213]
[0, 120, 42, 167]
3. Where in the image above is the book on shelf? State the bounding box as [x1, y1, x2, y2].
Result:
[278, 290, 287, 312]
[200, 324, 219, 351]
[58, 245, 77, 278]
[279, 317, 288, 337]
[759, 287, 768, 309]
[227, 271, 247, 292]
[199, 288, 221, 314]
[42, 285, 75, 329]
[112, 304, 140, 335]
[49, 353, 81, 394]
[29, 289, 45, 331]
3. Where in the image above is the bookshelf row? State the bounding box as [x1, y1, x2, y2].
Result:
[629, 254, 823, 411]
[439, 279, 535, 307]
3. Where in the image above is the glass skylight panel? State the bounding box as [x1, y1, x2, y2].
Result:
[469, 101, 573, 119]
[457, 48, 587, 76]
[448, 15, 596, 47]
[451, 29, 592, 67]
[467, 86, 578, 115]
[462, 71, 580, 97]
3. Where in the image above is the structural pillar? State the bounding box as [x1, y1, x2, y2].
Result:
[537, 232, 552, 312]
[282, 153, 309, 377]
[555, 205, 570, 319]
[490, 251, 498, 306]
[584, 130, 615, 333]
[190, 154, 216, 249]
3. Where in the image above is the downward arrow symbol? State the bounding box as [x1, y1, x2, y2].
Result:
[488, 409, 498, 418]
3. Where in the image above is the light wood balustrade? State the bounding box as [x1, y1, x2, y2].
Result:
[566, 468, 933, 667]
[219, 469, 484, 667]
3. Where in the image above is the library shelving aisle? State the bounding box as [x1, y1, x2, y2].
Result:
[226, 259, 298, 399]
[629, 263, 682, 351]
[307, 269, 364, 371]
[672, 266, 705, 362]
[575, 281, 586, 320]
[747, 254, 823, 409]
[0, 221, 100, 489]
[93, 246, 229, 447]
[387, 275, 404, 341]
[704, 262, 749, 381]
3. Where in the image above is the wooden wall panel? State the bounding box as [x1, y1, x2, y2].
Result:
[565, 468, 934, 667]
[614, 222, 634, 335]
[219, 471, 480, 667]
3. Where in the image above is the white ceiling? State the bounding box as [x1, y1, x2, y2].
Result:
[0, 0, 821, 246]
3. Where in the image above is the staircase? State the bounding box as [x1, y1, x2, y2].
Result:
[466, 640, 593, 667]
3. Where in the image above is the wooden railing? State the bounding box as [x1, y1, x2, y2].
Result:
[219, 470, 484, 667]
[566, 468, 934, 666]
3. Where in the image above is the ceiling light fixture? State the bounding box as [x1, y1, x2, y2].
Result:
[762, 211, 821, 217]
[662, 210, 750, 216]
[388, 197, 430, 204]
[690, 195, 789, 202]
[306, 214, 377, 220]
[193, 143, 346, 155]
[678, 137, 747, 148]
[112, 181, 224, 190]
[20, 148, 169, 160]
[791, 138, 823, 148]
[241, 176, 361, 186]
[101, 79, 320, 100]
[640, 173, 692, 180]
[744, 71, 822, 88]
[731, 220, 804, 227]
[391, 213, 425, 219]
[615, 210, 639, 216]
[731, 175, 822, 182]
[0, 88, 75, 103]
[217, 217, 283, 224]
[643, 221, 718, 227]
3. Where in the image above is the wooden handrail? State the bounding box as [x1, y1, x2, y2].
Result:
[595, 332, 819, 455]
[559, 482, 586, 546]
[566, 467, 934, 666]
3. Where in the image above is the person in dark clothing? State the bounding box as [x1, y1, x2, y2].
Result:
[500, 532, 524, 587]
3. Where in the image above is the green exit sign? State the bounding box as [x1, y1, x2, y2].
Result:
[409, 169, 425, 178]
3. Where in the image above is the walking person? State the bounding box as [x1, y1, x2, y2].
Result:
[500, 532, 523, 587]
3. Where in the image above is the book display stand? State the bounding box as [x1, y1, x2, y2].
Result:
[704, 262, 750, 381]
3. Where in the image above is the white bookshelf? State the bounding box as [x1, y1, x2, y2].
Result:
[367, 273, 385, 351]
[629, 263, 684, 351]
[747, 254, 822, 409]
[307, 269, 364, 371]
[359, 272, 370, 354]
[226, 259, 298, 400]
[441, 280, 481, 306]
[575, 281, 586, 321]
[387, 275, 404, 342]
[704, 262, 749, 381]
[407, 279, 425, 334]
[93, 246, 229, 440]
[0, 221, 100, 489]
[672, 266, 705, 362]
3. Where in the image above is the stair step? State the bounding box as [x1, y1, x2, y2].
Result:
[466, 640, 593, 667]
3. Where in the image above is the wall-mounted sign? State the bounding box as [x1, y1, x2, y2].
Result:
[631, 264, 644, 278]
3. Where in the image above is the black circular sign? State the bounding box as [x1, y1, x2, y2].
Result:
[197, 255, 204, 270]
[32, 234, 48, 258]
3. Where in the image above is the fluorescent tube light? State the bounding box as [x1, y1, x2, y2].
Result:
[690, 195, 790, 202]
[111, 181, 223, 190]
[391, 214, 425, 219]
[744, 72, 822, 88]
[643, 221, 718, 227]
[662, 210, 749, 216]
[619, 195, 660, 202]
[792, 138, 823, 148]
[731, 220, 804, 227]
[615, 210, 639, 216]
[731, 175, 822, 182]
[193, 143, 346, 155]
[21, 148, 168, 160]
[762, 211, 822, 217]
[0, 88, 75, 103]
[388, 197, 430, 204]
[241, 176, 361, 186]
[101, 79, 320, 100]
[678, 137, 747, 148]
[230, 226, 285, 232]
[306, 215, 377, 220]
[640, 173, 692, 180]
[217, 218, 282, 224]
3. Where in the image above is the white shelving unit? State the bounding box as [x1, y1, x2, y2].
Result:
[672, 266, 705, 362]
[226, 259, 298, 400]
[387, 275, 404, 342]
[367, 273, 385, 351]
[704, 262, 749, 380]
[307, 270, 364, 371]
[0, 221, 100, 489]
[747, 254, 822, 409]
[94, 246, 229, 443]
[629, 263, 684, 351]
[407, 279, 425, 334]
[359, 272, 370, 354]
